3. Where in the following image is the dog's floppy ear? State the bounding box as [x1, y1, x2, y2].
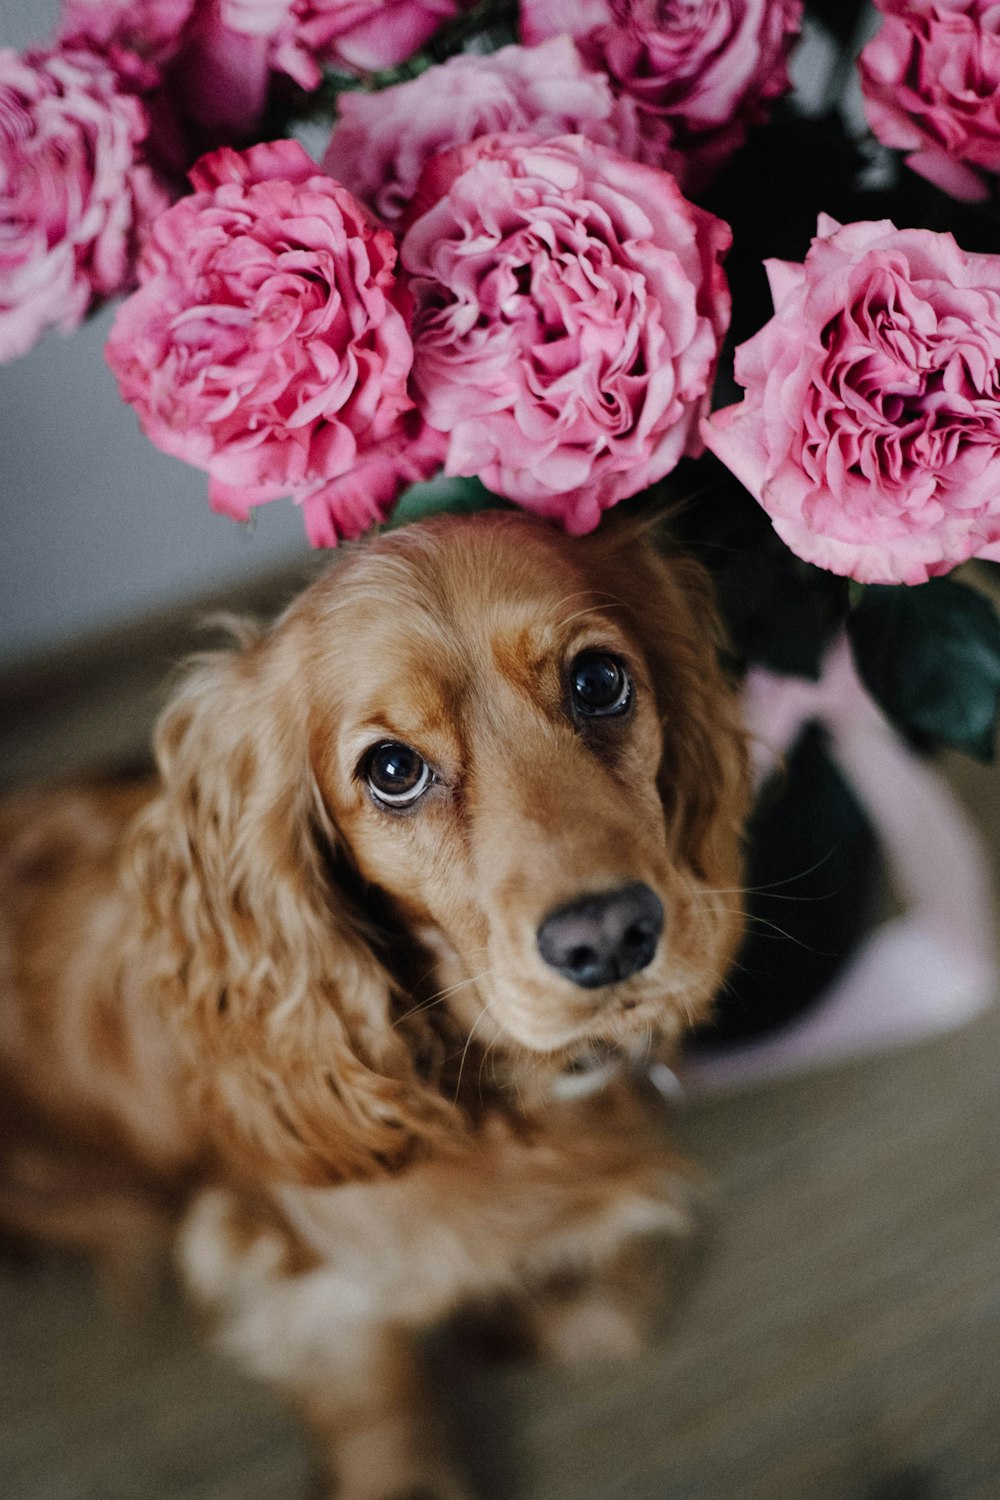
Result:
[125, 611, 461, 1185]
[584, 522, 749, 891]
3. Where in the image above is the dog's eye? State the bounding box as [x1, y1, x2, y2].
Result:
[570, 652, 632, 718]
[364, 742, 432, 808]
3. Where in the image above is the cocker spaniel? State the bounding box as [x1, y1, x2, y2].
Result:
[0, 512, 747, 1500]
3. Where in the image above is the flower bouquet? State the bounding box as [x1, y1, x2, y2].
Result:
[4, 0, 1000, 1070]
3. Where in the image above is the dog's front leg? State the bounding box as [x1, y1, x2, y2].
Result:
[295, 1322, 470, 1500]
[482, 1079, 699, 1370]
[178, 1187, 471, 1500]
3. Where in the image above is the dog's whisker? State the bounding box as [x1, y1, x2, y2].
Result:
[540, 588, 628, 636]
[709, 963, 740, 1001]
[678, 993, 697, 1030]
[411, 956, 447, 991]
[391, 993, 447, 1027]
[551, 602, 627, 633]
[541, 588, 595, 615]
[452, 1001, 493, 1104]
[541, 587, 619, 616]
[736, 912, 827, 953]
[476, 1032, 503, 1101]
[392, 969, 495, 1028]
[690, 850, 839, 902]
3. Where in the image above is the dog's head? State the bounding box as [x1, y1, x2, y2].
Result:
[306, 513, 746, 1058]
[134, 513, 747, 1179]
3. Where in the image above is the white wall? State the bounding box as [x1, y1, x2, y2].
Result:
[0, 0, 310, 666]
[0, 304, 311, 664]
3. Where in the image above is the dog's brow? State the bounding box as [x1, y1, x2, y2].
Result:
[489, 624, 557, 695]
[538, 586, 626, 623]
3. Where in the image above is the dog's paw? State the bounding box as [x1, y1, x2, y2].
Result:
[327, 1475, 472, 1500]
[531, 1287, 647, 1367]
[379, 1487, 470, 1500]
[325, 1441, 473, 1500]
[623, 1164, 704, 1241]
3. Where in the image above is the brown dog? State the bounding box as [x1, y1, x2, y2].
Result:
[0, 513, 747, 1500]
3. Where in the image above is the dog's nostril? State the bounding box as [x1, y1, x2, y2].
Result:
[623, 921, 652, 953]
[568, 944, 597, 974]
[537, 883, 664, 990]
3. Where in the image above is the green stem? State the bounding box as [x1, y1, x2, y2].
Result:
[267, 0, 520, 131]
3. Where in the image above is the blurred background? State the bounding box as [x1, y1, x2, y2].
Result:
[2, 1, 1000, 1498]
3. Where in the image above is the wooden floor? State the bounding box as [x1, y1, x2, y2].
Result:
[2, 608, 999, 1500]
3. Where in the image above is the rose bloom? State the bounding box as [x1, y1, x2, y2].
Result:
[324, 36, 676, 224]
[521, 0, 803, 191]
[401, 133, 730, 533]
[59, 0, 459, 139]
[289, 0, 459, 74]
[0, 43, 168, 363]
[702, 215, 1000, 585]
[58, 0, 196, 63]
[106, 139, 436, 544]
[60, 0, 279, 140]
[859, 0, 1000, 203]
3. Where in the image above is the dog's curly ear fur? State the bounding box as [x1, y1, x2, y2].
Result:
[651, 550, 749, 890]
[584, 524, 749, 892]
[123, 612, 462, 1186]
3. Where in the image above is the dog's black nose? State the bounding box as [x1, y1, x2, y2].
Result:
[536, 883, 664, 990]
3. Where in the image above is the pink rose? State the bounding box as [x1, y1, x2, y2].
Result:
[401, 133, 730, 534]
[61, 0, 287, 140]
[60, 0, 460, 143]
[702, 216, 1000, 585]
[298, 417, 445, 545]
[106, 139, 436, 544]
[165, 1, 462, 117]
[859, 1, 1000, 203]
[288, 0, 459, 74]
[170, 5, 286, 135]
[323, 36, 676, 224]
[520, 0, 803, 191]
[59, 0, 197, 63]
[0, 43, 169, 363]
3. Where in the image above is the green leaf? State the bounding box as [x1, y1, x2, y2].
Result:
[847, 578, 1000, 761]
[386, 476, 506, 529]
[715, 549, 850, 680]
[667, 457, 850, 679]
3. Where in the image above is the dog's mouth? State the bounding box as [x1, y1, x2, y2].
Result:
[403, 938, 670, 1058]
[470, 954, 686, 1060]
[548, 1039, 625, 1098]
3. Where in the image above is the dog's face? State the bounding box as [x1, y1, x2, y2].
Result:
[304, 514, 745, 1060]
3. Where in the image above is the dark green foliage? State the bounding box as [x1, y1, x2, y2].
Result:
[848, 579, 1000, 761]
[691, 724, 881, 1047]
[386, 476, 505, 528]
[668, 456, 850, 680]
[805, 0, 870, 44]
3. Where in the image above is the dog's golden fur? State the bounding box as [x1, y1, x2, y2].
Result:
[0, 513, 747, 1500]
